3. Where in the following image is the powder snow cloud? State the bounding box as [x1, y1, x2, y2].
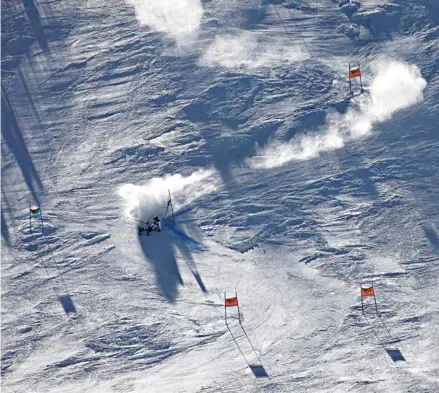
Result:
[248, 59, 427, 169]
[199, 31, 308, 70]
[126, 0, 203, 44]
[118, 169, 220, 222]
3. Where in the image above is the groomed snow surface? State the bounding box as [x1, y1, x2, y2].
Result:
[2, 0, 439, 392]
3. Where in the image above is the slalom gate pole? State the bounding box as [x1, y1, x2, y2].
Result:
[169, 189, 175, 221]
[224, 292, 228, 325]
[29, 203, 32, 233]
[39, 205, 44, 232]
[236, 291, 242, 325]
[358, 62, 363, 93]
[373, 293, 378, 313]
[349, 63, 352, 95]
[370, 280, 378, 313]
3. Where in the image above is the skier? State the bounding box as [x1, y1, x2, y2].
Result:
[138, 221, 150, 236]
[138, 216, 162, 236]
[147, 216, 161, 235]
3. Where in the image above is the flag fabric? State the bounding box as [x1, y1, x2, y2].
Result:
[167, 199, 172, 207]
[349, 68, 361, 78]
[225, 297, 239, 307]
[361, 287, 375, 297]
[30, 207, 41, 216]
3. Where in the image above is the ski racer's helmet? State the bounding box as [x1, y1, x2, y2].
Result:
[154, 216, 160, 222]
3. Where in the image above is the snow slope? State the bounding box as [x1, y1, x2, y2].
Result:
[2, 0, 439, 392]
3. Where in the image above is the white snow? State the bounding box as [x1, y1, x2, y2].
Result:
[2, 0, 439, 392]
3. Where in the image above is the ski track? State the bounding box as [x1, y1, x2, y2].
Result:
[2, 0, 439, 392]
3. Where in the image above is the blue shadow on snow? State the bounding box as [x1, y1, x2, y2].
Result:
[22, 0, 49, 52]
[226, 321, 268, 378]
[385, 348, 406, 362]
[1, 208, 10, 245]
[138, 230, 183, 302]
[138, 220, 207, 302]
[1, 85, 43, 203]
[249, 364, 269, 378]
[59, 295, 76, 314]
[423, 225, 439, 249]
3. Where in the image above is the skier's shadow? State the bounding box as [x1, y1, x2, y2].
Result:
[173, 238, 207, 293]
[138, 222, 207, 302]
[165, 221, 207, 293]
[138, 231, 183, 302]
